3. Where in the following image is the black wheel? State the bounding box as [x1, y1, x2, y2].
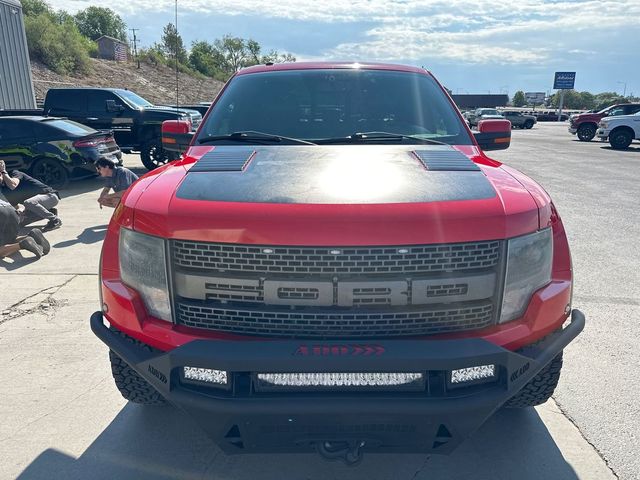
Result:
[30, 157, 69, 189]
[577, 124, 596, 141]
[609, 128, 633, 150]
[140, 139, 179, 170]
[524, 120, 534, 129]
[108, 329, 166, 405]
[504, 353, 563, 408]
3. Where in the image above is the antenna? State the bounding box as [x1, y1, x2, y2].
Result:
[175, 0, 179, 111]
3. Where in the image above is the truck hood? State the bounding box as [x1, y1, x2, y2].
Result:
[601, 113, 640, 123]
[129, 145, 543, 245]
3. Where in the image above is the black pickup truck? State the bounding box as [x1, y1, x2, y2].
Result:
[1, 88, 202, 170]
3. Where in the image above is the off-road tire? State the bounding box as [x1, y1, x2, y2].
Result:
[140, 139, 179, 170]
[577, 123, 596, 141]
[609, 128, 633, 150]
[504, 352, 563, 408]
[108, 329, 166, 405]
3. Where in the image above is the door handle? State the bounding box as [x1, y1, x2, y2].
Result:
[87, 117, 98, 121]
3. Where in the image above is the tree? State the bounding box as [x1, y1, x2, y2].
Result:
[161, 23, 188, 64]
[189, 41, 223, 77]
[512, 91, 526, 107]
[21, 0, 51, 17]
[74, 6, 126, 41]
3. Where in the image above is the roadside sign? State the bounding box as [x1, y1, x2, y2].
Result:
[525, 92, 546, 104]
[554, 72, 576, 90]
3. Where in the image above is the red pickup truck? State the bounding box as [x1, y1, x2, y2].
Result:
[91, 62, 584, 464]
[569, 103, 640, 141]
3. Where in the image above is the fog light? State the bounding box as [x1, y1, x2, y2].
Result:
[256, 372, 423, 391]
[183, 366, 227, 385]
[451, 365, 495, 384]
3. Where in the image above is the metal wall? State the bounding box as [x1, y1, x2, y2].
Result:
[0, 0, 36, 109]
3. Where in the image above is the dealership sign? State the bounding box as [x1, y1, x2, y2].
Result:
[525, 92, 546, 104]
[553, 72, 576, 90]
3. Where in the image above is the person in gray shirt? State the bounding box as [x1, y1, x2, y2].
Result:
[95, 158, 139, 209]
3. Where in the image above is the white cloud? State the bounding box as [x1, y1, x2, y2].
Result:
[47, 0, 640, 66]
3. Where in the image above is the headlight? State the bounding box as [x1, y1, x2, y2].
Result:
[119, 228, 172, 322]
[500, 228, 552, 323]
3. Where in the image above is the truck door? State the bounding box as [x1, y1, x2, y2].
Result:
[87, 91, 135, 148]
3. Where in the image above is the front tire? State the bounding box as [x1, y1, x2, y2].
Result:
[30, 157, 69, 189]
[140, 139, 179, 170]
[609, 128, 633, 150]
[577, 124, 596, 141]
[108, 330, 166, 405]
[524, 120, 534, 129]
[504, 352, 563, 408]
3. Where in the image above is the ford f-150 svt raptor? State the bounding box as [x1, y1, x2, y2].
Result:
[91, 62, 584, 464]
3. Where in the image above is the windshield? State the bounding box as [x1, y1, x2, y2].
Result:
[116, 89, 153, 108]
[479, 109, 499, 115]
[197, 69, 472, 145]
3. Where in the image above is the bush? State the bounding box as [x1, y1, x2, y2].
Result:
[25, 14, 92, 75]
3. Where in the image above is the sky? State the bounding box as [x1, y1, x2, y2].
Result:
[47, 0, 640, 97]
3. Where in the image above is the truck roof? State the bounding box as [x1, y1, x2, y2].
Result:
[237, 62, 429, 76]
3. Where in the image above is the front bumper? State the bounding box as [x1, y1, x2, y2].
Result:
[568, 126, 577, 134]
[91, 309, 584, 456]
[596, 128, 610, 140]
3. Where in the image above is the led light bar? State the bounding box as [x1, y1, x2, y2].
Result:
[183, 366, 228, 385]
[451, 365, 495, 384]
[256, 372, 423, 391]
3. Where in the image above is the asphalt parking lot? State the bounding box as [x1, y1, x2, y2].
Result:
[1, 122, 638, 479]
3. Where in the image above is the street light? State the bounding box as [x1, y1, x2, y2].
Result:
[617, 81, 627, 97]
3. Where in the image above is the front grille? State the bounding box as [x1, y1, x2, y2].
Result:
[176, 301, 494, 338]
[172, 240, 501, 275]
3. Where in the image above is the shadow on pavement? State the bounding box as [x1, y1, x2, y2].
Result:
[0, 251, 42, 270]
[16, 405, 578, 480]
[599, 145, 640, 152]
[53, 225, 108, 248]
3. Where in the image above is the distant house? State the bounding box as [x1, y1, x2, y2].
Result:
[97, 35, 128, 61]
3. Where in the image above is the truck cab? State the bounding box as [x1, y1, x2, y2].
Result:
[43, 88, 202, 169]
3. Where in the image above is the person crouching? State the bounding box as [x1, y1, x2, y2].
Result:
[95, 158, 139, 209]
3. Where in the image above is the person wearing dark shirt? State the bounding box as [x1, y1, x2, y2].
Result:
[0, 160, 62, 230]
[95, 158, 139, 209]
[0, 198, 50, 260]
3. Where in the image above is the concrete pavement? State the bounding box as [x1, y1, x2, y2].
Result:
[0, 128, 629, 479]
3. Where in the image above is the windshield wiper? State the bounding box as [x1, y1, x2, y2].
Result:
[315, 132, 447, 145]
[198, 131, 316, 145]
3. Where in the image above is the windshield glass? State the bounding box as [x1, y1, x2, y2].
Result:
[480, 109, 499, 115]
[116, 89, 153, 108]
[45, 119, 96, 135]
[197, 69, 472, 145]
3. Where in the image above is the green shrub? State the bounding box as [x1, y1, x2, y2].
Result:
[25, 14, 92, 75]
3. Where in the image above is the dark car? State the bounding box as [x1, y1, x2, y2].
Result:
[0, 116, 122, 189]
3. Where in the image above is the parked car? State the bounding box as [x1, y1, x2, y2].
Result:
[534, 111, 569, 122]
[468, 108, 504, 127]
[0, 116, 122, 188]
[568, 104, 640, 141]
[596, 111, 640, 149]
[1, 88, 202, 170]
[501, 111, 537, 129]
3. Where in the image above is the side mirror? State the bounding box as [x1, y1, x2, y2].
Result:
[473, 119, 511, 151]
[162, 120, 194, 153]
[106, 100, 125, 113]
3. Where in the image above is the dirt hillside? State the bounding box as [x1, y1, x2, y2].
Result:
[31, 58, 225, 106]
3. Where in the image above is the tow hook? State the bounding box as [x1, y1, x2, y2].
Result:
[316, 440, 365, 466]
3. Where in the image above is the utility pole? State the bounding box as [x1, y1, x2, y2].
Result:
[130, 28, 140, 69]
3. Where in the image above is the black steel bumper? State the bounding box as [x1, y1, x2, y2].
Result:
[91, 310, 584, 456]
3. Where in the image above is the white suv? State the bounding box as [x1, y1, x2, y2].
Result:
[597, 112, 640, 149]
